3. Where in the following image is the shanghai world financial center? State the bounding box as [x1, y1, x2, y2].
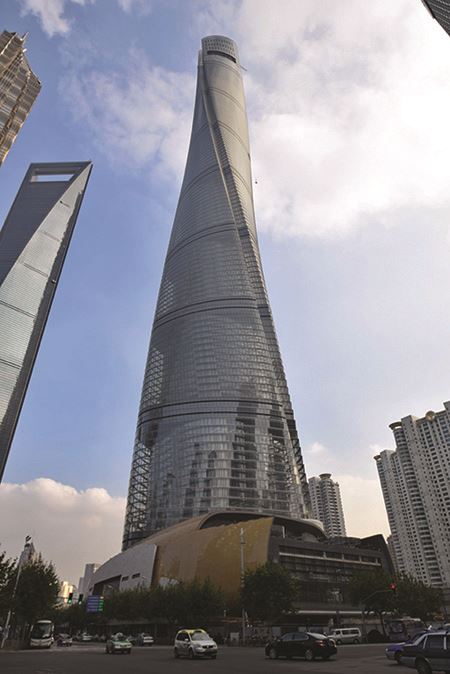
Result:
[123, 37, 310, 550]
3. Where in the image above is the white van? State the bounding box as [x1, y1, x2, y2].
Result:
[329, 627, 362, 644]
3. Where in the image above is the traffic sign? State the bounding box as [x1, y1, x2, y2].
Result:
[86, 595, 104, 613]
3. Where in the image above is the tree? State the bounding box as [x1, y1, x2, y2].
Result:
[145, 580, 224, 630]
[241, 562, 298, 622]
[347, 568, 395, 635]
[0, 549, 16, 621]
[12, 556, 60, 626]
[346, 569, 442, 632]
[395, 574, 441, 622]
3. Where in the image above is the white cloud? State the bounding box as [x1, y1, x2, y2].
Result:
[335, 473, 390, 539]
[60, 48, 194, 180]
[78, 0, 450, 241]
[0, 478, 125, 584]
[117, 0, 153, 14]
[19, 0, 93, 37]
[232, 0, 450, 239]
[307, 441, 327, 456]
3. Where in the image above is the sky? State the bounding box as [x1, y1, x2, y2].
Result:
[1, 0, 450, 584]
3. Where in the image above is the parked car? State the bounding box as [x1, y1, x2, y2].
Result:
[385, 633, 428, 665]
[56, 633, 72, 647]
[105, 633, 132, 655]
[174, 629, 218, 659]
[137, 632, 154, 646]
[265, 632, 337, 661]
[80, 633, 93, 642]
[329, 627, 362, 644]
[401, 629, 450, 673]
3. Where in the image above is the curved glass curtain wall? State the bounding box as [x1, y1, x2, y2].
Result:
[123, 36, 309, 550]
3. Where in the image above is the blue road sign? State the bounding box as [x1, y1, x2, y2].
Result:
[86, 595, 104, 613]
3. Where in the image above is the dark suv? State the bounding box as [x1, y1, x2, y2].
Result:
[401, 629, 450, 674]
[265, 632, 337, 661]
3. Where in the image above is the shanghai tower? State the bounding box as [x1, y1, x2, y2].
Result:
[123, 36, 309, 550]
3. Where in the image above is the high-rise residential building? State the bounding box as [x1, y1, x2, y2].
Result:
[0, 162, 92, 481]
[375, 402, 450, 591]
[421, 1, 450, 37]
[123, 36, 310, 550]
[308, 473, 347, 538]
[58, 580, 76, 605]
[77, 562, 100, 598]
[0, 31, 41, 167]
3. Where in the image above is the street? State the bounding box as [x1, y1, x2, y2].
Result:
[0, 643, 399, 673]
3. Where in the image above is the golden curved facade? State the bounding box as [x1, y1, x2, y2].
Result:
[148, 513, 273, 594]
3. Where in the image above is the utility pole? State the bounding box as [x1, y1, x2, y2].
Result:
[240, 528, 246, 646]
[0, 535, 32, 649]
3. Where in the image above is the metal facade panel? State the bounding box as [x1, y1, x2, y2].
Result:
[422, 1, 450, 36]
[0, 161, 92, 480]
[123, 37, 309, 550]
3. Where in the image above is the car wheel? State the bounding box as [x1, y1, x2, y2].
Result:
[174, 648, 180, 659]
[304, 649, 315, 662]
[353, 638, 360, 644]
[127, 650, 131, 654]
[189, 648, 195, 659]
[268, 647, 278, 659]
[395, 652, 402, 665]
[416, 660, 432, 674]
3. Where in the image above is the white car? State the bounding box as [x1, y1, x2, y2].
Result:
[328, 627, 362, 645]
[106, 633, 132, 655]
[137, 633, 154, 646]
[174, 629, 218, 659]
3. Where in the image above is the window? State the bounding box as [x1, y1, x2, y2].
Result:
[427, 635, 444, 651]
[293, 633, 309, 641]
[206, 49, 236, 63]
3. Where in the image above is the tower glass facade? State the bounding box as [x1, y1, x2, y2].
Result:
[0, 31, 41, 167]
[123, 36, 309, 550]
[0, 162, 92, 480]
[422, 1, 450, 37]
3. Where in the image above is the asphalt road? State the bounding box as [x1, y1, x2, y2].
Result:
[0, 643, 399, 674]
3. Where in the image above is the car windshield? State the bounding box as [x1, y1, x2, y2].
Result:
[192, 632, 209, 641]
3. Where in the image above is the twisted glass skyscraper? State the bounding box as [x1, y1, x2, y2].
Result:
[123, 36, 309, 550]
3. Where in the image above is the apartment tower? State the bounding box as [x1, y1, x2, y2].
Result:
[375, 402, 450, 592]
[0, 31, 41, 166]
[308, 473, 347, 537]
[123, 36, 310, 549]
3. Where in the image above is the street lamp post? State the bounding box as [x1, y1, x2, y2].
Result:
[240, 528, 246, 646]
[0, 535, 32, 649]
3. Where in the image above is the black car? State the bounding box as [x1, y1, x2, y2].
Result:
[265, 632, 337, 661]
[401, 629, 450, 674]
